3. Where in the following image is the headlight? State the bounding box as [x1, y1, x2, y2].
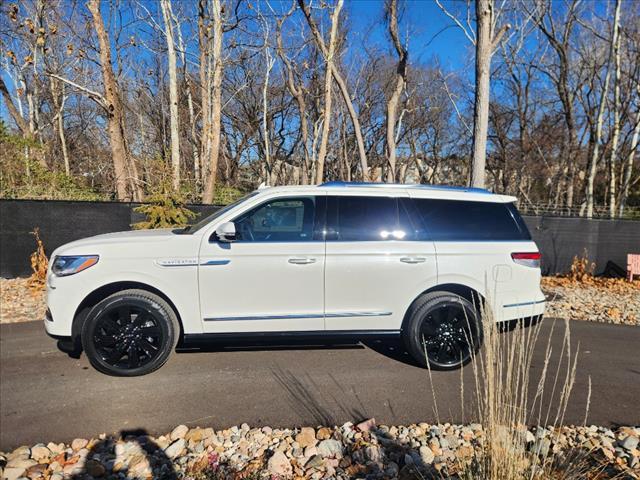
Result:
[51, 255, 99, 277]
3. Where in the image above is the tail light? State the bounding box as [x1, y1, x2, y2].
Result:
[511, 252, 541, 268]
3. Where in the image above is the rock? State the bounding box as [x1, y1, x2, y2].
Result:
[304, 454, 324, 469]
[25, 463, 47, 479]
[85, 459, 106, 477]
[295, 428, 317, 449]
[28, 446, 50, 462]
[419, 446, 435, 464]
[170, 425, 189, 441]
[356, 418, 376, 432]
[49, 474, 63, 480]
[6, 458, 36, 470]
[621, 435, 639, 451]
[531, 438, 551, 457]
[316, 427, 332, 440]
[71, 438, 88, 451]
[268, 451, 292, 476]
[2, 467, 26, 480]
[317, 439, 343, 458]
[46, 443, 64, 455]
[185, 428, 206, 443]
[164, 439, 186, 459]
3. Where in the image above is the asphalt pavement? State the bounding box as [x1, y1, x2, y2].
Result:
[1, 319, 639, 450]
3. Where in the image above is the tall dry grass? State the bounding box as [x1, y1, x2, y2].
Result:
[423, 295, 598, 479]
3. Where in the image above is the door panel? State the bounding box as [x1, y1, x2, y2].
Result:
[323, 195, 437, 331]
[198, 195, 325, 333]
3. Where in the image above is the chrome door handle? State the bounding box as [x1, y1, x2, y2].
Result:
[288, 257, 316, 265]
[400, 257, 426, 264]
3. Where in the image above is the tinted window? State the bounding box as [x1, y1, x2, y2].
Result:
[234, 196, 322, 242]
[328, 196, 416, 241]
[412, 199, 530, 241]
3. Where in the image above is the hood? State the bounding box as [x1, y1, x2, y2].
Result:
[53, 228, 177, 256]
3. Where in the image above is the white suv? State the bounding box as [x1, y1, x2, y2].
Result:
[45, 182, 545, 376]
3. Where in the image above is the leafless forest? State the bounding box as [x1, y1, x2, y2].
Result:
[1, 0, 639, 217]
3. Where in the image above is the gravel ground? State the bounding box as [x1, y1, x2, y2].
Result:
[542, 277, 640, 326]
[0, 278, 45, 324]
[1, 422, 638, 480]
[2, 277, 638, 326]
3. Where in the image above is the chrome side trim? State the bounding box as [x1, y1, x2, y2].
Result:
[325, 311, 392, 318]
[503, 299, 546, 308]
[204, 311, 392, 322]
[200, 260, 231, 266]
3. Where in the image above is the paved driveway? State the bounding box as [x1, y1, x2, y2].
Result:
[1, 319, 639, 450]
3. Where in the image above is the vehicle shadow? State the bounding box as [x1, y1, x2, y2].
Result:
[71, 429, 176, 480]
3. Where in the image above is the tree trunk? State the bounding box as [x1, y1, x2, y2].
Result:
[314, 0, 341, 184]
[585, 0, 620, 218]
[0, 77, 31, 136]
[198, 0, 211, 189]
[608, 4, 622, 218]
[87, 0, 133, 201]
[160, 0, 181, 191]
[385, 0, 408, 183]
[202, 0, 224, 204]
[470, 0, 492, 188]
[50, 77, 70, 175]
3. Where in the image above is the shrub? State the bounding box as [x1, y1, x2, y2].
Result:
[133, 181, 197, 230]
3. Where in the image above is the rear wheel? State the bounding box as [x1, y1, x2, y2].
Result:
[81, 289, 179, 376]
[403, 291, 482, 370]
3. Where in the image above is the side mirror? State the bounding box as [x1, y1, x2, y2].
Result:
[215, 221, 236, 242]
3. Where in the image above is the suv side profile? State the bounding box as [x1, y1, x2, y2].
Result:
[45, 182, 545, 376]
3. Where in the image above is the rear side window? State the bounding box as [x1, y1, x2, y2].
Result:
[327, 196, 417, 241]
[412, 199, 531, 241]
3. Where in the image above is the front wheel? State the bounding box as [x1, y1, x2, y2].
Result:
[403, 291, 482, 370]
[81, 289, 179, 376]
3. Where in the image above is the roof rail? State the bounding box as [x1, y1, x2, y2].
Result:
[319, 181, 490, 194]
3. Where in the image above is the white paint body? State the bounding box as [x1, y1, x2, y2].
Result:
[45, 185, 545, 339]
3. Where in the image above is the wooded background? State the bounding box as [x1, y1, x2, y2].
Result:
[1, 0, 639, 217]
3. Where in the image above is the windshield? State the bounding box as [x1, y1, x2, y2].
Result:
[177, 191, 260, 234]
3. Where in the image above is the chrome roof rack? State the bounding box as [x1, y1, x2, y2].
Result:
[319, 181, 490, 194]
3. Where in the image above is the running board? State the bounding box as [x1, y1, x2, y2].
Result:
[182, 330, 401, 345]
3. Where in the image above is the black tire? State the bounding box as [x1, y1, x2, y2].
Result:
[402, 291, 482, 370]
[81, 289, 179, 376]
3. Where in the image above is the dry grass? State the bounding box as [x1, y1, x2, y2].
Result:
[27, 228, 48, 292]
[420, 292, 604, 480]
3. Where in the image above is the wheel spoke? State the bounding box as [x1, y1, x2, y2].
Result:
[128, 345, 140, 368]
[138, 338, 158, 357]
[101, 318, 120, 334]
[95, 334, 117, 347]
[139, 325, 161, 337]
[105, 343, 127, 364]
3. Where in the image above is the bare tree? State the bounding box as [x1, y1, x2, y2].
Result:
[584, 0, 621, 218]
[202, 0, 225, 203]
[87, 0, 141, 201]
[384, 0, 408, 182]
[436, 0, 510, 188]
[299, 0, 370, 181]
[160, 0, 181, 190]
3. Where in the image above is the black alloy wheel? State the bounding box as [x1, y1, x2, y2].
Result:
[82, 289, 179, 376]
[403, 291, 482, 370]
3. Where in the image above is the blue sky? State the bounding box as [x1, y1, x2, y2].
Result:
[347, 0, 474, 70]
